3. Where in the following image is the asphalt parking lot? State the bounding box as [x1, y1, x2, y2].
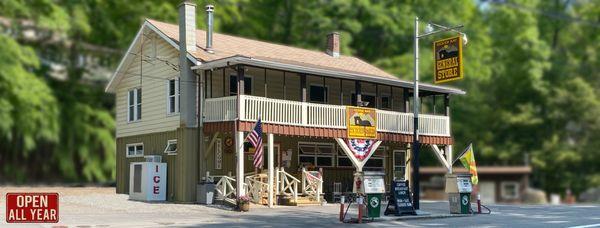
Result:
[1, 186, 599, 227]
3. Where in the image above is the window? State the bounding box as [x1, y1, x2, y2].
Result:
[164, 140, 177, 154]
[381, 96, 391, 109]
[298, 143, 334, 167]
[501, 182, 520, 200]
[229, 75, 252, 96]
[337, 146, 353, 167]
[351, 93, 375, 107]
[309, 85, 328, 103]
[167, 78, 180, 115]
[128, 88, 142, 122]
[126, 143, 144, 157]
[393, 150, 406, 180]
[364, 146, 386, 170]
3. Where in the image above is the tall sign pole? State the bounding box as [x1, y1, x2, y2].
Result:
[412, 16, 421, 210]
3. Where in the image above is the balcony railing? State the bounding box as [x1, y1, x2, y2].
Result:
[204, 95, 450, 137]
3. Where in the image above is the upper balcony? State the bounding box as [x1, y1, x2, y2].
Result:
[204, 95, 450, 137]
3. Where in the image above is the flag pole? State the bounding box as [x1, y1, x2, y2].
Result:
[452, 143, 472, 165]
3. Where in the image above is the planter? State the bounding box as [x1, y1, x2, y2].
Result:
[239, 202, 250, 212]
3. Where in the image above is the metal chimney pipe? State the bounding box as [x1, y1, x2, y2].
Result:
[205, 5, 214, 53]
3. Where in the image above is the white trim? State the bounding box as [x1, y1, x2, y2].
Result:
[392, 149, 407, 180]
[105, 20, 199, 93]
[126, 143, 144, 158]
[127, 88, 142, 123]
[164, 139, 178, 155]
[166, 77, 180, 116]
[500, 181, 520, 200]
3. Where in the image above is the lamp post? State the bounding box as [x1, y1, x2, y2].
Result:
[412, 16, 466, 210]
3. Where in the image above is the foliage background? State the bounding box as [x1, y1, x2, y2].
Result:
[0, 0, 598, 196]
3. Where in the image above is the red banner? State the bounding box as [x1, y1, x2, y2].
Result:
[6, 193, 59, 223]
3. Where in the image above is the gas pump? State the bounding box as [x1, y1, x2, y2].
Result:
[445, 173, 473, 214]
[353, 171, 385, 219]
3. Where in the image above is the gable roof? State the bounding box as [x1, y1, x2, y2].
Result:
[106, 19, 465, 95]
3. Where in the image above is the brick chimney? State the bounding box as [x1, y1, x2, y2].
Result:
[326, 32, 340, 58]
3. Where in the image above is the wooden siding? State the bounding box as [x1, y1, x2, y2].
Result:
[115, 34, 180, 138]
[116, 128, 198, 202]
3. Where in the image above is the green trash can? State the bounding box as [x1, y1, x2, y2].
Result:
[366, 194, 382, 218]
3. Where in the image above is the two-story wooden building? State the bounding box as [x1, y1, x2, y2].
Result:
[105, 1, 465, 204]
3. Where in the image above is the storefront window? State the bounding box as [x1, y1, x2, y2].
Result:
[298, 142, 334, 168]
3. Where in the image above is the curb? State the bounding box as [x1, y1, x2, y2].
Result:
[393, 214, 472, 221]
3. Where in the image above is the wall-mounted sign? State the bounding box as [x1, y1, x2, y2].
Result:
[434, 36, 463, 83]
[215, 138, 222, 170]
[347, 106, 377, 139]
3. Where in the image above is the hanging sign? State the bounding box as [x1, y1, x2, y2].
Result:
[434, 36, 463, 83]
[214, 139, 222, 170]
[347, 106, 377, 139]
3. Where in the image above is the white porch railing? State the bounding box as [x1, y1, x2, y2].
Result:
[301, 168, 323, 202]
[244, 174, 269, 204]
[277, 167, 299, 203]
[204, 96, 237, 122]
[210, 175, 237, 201]
[204, 95, 450, 136]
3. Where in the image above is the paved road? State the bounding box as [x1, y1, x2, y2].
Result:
[1, 187, 599, 227]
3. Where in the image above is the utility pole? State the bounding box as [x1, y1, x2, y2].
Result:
[411, 16, 467, 211]
[412, 16, 421, 210]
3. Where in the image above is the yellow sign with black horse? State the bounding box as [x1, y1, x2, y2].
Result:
[347, 106, 377, 139]
[434, 36, 463, 83]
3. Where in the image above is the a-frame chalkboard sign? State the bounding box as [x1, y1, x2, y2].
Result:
[384, 180, 417, 216]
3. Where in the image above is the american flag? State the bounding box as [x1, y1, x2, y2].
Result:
[246, 118, 263, 168]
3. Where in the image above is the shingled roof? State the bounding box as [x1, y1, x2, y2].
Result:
[147, 19, 396, 80]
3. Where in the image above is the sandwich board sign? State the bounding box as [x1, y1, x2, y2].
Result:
[433, 36, 463, 83]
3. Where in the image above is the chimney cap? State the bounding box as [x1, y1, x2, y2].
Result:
[206, 4, 214, 12]
[179, 0, 196, 7]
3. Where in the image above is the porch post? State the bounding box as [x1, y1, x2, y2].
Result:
[267, 133, 274, 208]
[446, 145, 453, 174]
[237, 65, 245, 95]
[403, 88, 410, 112]
[355, 81, 362, 105]
[236, 131, 245, 197]
[300, 74, 307, 102]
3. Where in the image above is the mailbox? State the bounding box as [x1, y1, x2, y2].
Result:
[445, 173, 472, 214]
[129, 157, 167, 201]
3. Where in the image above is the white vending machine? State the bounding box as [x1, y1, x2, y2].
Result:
[129, 156, 167, 201]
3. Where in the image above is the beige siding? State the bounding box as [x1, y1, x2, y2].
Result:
[115, 35, 180, 138]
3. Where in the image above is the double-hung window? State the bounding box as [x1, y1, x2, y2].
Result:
[393, 150, 406, 180]
[126, 143, 144, 157]
[167, 78, 180, 115]
[128, 88, 142, 122]
[229, 75, 252, 96]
